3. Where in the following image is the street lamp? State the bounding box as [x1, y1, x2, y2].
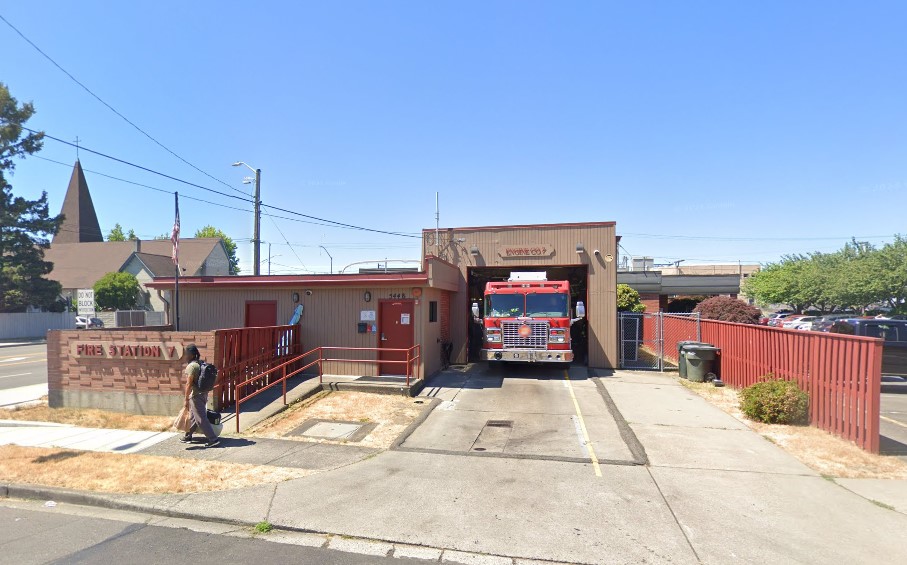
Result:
[318, 245, 333, 274]
[232, 161, 262, 276]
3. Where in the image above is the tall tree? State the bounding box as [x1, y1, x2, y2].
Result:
[195, 225, 240, 274]
[0, 83, 63, 312]
[107, 223, 137, 241]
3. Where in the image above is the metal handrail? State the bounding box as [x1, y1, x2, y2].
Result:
[231, 347, 320, 432]
[230, 344, 423, 432]
[318, 345, 422, 386]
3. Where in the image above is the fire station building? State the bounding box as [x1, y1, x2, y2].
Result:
[146, 221, 618, 376]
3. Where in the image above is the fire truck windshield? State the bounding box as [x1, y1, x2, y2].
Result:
[485, 294, 524, 318]
[526, 293, 569, 317]
[485, 293, 569, 318]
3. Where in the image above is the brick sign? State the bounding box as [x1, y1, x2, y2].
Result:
[71, 342, 184, 361]
[499, 244, 554, 258]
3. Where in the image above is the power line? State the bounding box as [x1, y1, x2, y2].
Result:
[0, 13, 248, 197]
[267, 215, 310, 272]
[27, 129, 253, 204]
[33, 132, 424, 239]
[261, 202, 421, 239]
[620, 231, 893, 242]
[33, 155, 252, 214]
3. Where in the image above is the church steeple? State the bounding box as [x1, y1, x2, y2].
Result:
[53, 160, 103, 243]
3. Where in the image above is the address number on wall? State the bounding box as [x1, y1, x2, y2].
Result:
[388, 293, 407, 299]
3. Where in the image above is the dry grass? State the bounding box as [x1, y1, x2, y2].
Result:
[0, 403, 174, 432]
[681, 380, 907, 479]
[0, 445, 310, 494]
[248, 390, 424, 449]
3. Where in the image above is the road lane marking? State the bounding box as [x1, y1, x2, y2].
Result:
[881, 415, 907, 429]
[0, 357, 27, 363]
[564, 370, 602, 477]
[0, 373, 32, 379]
[0, 359, 44, 368]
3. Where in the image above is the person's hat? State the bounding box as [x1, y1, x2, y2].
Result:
[185, 344, 200, 357]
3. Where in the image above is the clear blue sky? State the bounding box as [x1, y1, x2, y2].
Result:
[3, 2, 905, 274]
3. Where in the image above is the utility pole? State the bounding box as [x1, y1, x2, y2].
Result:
[233, 161, 262, 276]
[253, 168, 261, 276]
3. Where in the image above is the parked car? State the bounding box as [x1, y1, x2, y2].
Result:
[812, 313, 858, 333]
[768, 313, 798, 327]
[833, 319, 907, 377]
[782, 315, 814, 329]
[793, 317, 819, 331]
[75, 316, 104, 329]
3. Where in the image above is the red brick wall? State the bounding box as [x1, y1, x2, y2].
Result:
[48, 329, 216, 404]
[639, 293, 667, 313]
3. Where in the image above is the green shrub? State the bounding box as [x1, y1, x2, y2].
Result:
[739, 377, 809, 425]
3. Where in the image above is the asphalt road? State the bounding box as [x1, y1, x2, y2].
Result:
[881, 377, 907, 459]
[0, 500, 436, 565]
[0, 343, 47, 391]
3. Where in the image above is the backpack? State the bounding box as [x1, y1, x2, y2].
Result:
[195, 361, 218, 392]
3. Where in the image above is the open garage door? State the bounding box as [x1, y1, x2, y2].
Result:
[466, 265, 589, 364]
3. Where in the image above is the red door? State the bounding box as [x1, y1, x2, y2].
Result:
[378, 300, 415, 376]
[245, 301, 277, 327]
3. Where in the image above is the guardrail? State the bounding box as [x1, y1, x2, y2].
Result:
[661, 317, 883, 453]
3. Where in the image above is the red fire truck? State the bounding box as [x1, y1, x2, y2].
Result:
[472, 272, 585, 363]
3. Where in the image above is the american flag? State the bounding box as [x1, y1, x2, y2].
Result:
[171, 196, 180, 267]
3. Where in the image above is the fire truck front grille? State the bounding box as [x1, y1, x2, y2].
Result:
[502, 321, 549, 349]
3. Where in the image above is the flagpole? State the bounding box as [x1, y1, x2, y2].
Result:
[173, 192, 180, 331]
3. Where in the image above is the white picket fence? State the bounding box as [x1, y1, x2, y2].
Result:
[0, 313, 77, 340]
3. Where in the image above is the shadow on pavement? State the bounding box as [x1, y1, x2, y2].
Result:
[879, 435, 907, 456]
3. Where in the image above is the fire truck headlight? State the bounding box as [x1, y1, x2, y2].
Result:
[549, 328, 567, 344]
[486, 329, 501, 343]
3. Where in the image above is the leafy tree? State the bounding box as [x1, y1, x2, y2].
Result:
[107, 223, 137, 241]
[745, 238, 907, 314]
[693, 296, 761, 324]
[0, 82, 63, 312]
[93, 272, 140, 310]
[195, 225, 240, 274]
[617, 283, 645, 313]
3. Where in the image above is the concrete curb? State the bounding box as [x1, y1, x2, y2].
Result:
[591, 373, 649, 466]
[1, 482, 253, 528]
[390, 396, 442, 450]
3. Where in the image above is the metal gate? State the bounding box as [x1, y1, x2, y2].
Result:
[619, 312, 700, 370]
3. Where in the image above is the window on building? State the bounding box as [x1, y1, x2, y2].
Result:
[429, 301, 438, 323]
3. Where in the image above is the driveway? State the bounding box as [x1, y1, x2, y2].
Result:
[401, 363, 641, 468]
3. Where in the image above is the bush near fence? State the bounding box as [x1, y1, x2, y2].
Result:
[662, 317, 883, 453]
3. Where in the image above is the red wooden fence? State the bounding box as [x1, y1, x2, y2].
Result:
[661, 317, 883, 453]
[212, 324, 301, 409]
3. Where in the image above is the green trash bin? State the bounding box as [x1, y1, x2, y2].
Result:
[685, 345, 719, 383]
[676, 341, 708, 379]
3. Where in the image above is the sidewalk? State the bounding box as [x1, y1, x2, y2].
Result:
[4, 369, 907, 564]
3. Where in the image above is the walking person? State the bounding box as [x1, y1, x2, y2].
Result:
[179, 343, 220, 447]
